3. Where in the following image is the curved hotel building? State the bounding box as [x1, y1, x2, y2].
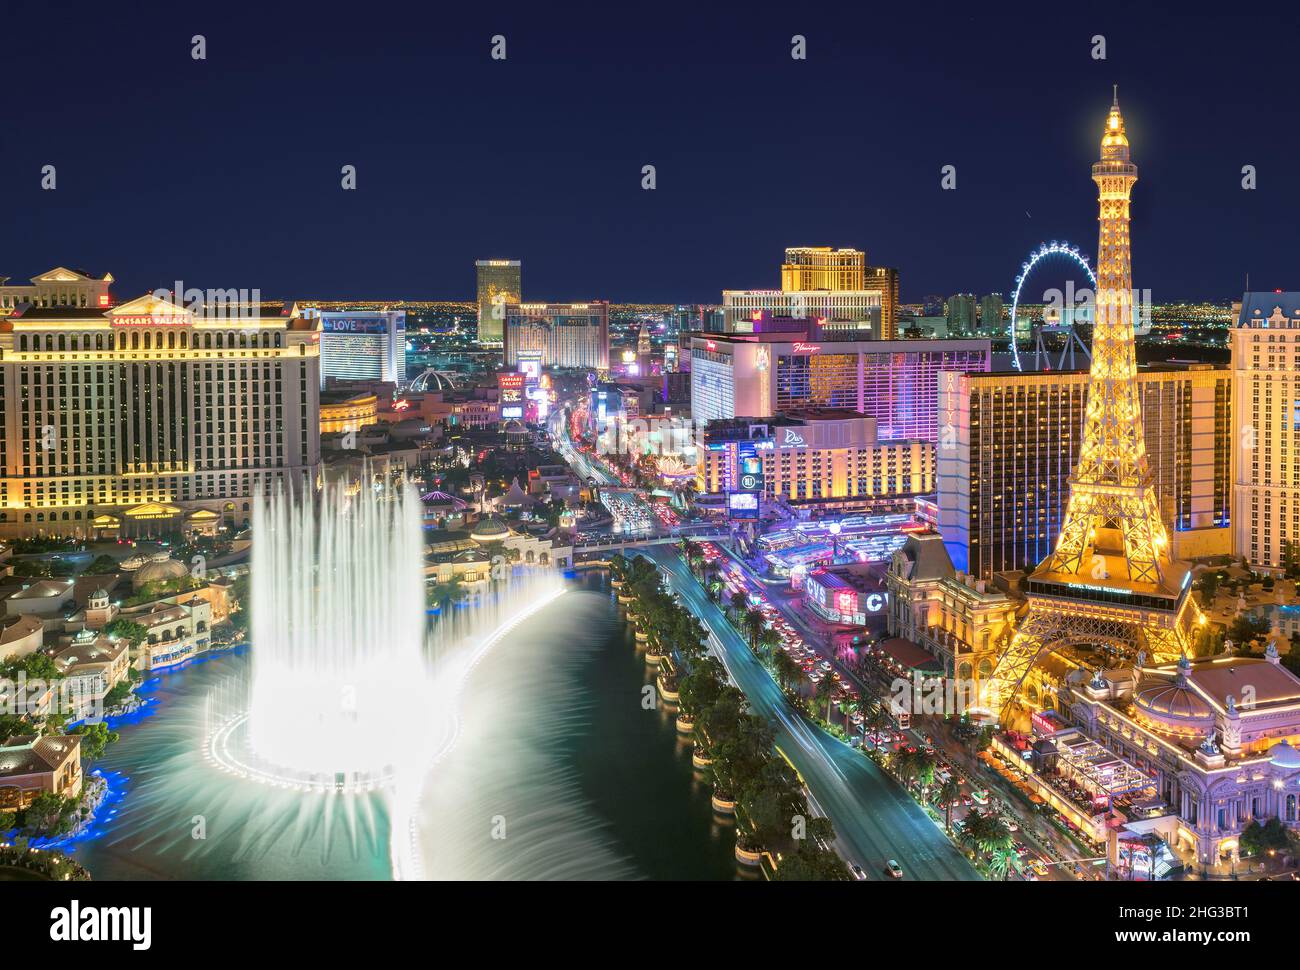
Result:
[0, 275, 322, 538]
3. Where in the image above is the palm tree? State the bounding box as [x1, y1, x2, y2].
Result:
[957, 807, 987, 855]
[815, 674, 836, 725]
[743, 607, 766, 649]
[772, 651, 802, 692]
[757, 627, 780, 662]
[913, 749, 937, 794]
[864, 702, 890, 745]
[973, 812, 1014, 878]
[729, 590, 747, 618]
[937, 777, 962, 833]
[893, 748, 919, 789]
[988, 844, 1018, 882]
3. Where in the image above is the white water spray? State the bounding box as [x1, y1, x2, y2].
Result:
[206, 475, 569, 879]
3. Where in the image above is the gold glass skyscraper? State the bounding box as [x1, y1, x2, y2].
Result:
[780, 247, 865, 291]
[475, 259, 521, 346]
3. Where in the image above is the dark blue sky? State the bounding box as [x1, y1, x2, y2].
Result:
[1, 3, 1294, 305]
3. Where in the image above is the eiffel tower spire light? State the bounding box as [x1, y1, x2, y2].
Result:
[985, 94, 1205, 726]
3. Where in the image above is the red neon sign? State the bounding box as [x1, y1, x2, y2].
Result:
[705, 340, 716, 351]
[111, 314, 190, 327]
[793, 342, 821, 354]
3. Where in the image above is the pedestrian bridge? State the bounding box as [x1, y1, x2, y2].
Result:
[571, 530, 727, 556]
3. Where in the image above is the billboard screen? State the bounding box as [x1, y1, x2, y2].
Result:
[728, 491, 759, 520]
[322, 317, 393, 334]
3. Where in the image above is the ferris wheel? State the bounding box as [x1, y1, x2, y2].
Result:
[1009, 241, 1098, 372]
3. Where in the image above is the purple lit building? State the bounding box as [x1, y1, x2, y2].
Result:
[688, 332, 990, 441]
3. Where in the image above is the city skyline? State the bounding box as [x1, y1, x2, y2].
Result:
[1, 7, 1293, 305]
[4, 3, 1299, 924]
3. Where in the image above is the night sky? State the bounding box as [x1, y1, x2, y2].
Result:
[1, 3, 1294, 305]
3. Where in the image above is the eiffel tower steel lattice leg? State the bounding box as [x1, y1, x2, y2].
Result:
[989, 91, 1203, 723]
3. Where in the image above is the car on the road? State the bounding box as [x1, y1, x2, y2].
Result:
[885, 859, 904, 879]
[851, 864, 867, 880]
[971, 789, 990, 806]
[1029, 859, 1050, 878]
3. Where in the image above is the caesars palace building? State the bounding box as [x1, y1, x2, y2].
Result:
[0, 268, 322, 539]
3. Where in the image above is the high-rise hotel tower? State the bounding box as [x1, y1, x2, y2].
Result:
[988, 93, 1202, 724]
[1231, 292, 1300, 568]
[0, 285, 321, 538]
[476, 259, 522, 346]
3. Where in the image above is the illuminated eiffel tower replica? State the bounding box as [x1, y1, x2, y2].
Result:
[988, 90, 1203, 725]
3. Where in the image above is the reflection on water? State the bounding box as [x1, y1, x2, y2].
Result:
[70, 650, 393, 881]
[70, 574, 737, 881]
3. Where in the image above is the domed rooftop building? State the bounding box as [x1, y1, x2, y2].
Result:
[469, 515, 511, 544]
[1132, 656, 1216, 739]
[1269, 740, 1300, 770]
[132, 556, 190, 590]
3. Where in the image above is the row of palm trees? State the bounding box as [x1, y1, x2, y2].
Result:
[886, 744, 1018, 879]
[679, 540, 1019, 881]
[688, 537, 863, 735]
[956, 807, 1019, 880]
[610, 552, 847, 880]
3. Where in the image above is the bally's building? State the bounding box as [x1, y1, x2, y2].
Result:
[938, 362, 1232, 581]
[0, 276, 322, 538]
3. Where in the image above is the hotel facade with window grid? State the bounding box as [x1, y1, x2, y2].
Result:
[303, 309, 406, 388]
[688, 333, 990, 441]
[1232, 292, 1300, 568]
[0, 283, 321, 539]
[723, 246, 900, 340]
[503, 302, 609, 371]
[938, 363, 1232, 581]
[696, 409, 933, 510]
[0, 267, 113, 315]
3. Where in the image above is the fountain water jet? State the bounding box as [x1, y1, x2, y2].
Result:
[207, 474, 569, 879]
[246, 477, 435, 788]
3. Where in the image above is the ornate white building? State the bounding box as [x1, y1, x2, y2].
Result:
[0, 283, 322, 538]
[1070, 649, 1300, 867]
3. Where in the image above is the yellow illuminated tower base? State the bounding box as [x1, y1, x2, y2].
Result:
[988, 91, 1203, 725]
